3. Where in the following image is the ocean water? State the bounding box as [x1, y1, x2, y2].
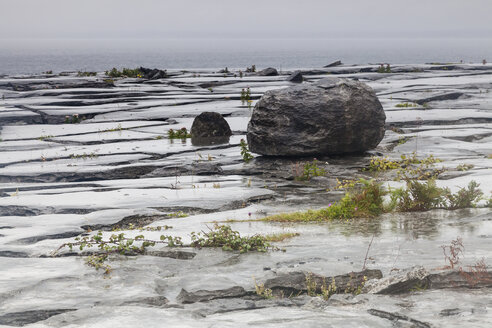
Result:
[0, 37, 491, 75]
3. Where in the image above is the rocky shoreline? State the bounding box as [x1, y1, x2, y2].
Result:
[1, 63, 492, 327]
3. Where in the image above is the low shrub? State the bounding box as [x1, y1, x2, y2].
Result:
[264, 179, 386, 222]
[294, 159, 326, 181]
[105, 67, 142, 78]
[190, 224, 272, 253]
[240, 139, 254, 162]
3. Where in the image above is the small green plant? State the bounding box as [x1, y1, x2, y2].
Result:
[305, 273, 317, 296]
[77, 71, 97, 77]
[398, 136, 409, 145]
[240, 87, 252, 105]
[69, 152, 98, 160]
[295, 159, 326, 181]
[377, 64, 391, 73]
[38, 135, 54, 141]
[444, 181, 483, 210]
[395, 102, 418, 108]
[100, 124, 123, 133]
[254, 278, 273, 299]
[320, 277, 338, 300]
[64, 114, 85, 124]
[456, 164, 474, 171]
[190, 224, 273, 253]
[344, 275, 367, 295]
[168, 211, 188, 218]
[168, 127, 191, 139]
[240, 139, 253, 162]
[389, 179, 446, 212]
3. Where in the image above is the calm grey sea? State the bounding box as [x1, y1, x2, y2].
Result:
[0, 38, 491, 75]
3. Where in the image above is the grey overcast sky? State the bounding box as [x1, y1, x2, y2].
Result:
[1, 0, 492, 39]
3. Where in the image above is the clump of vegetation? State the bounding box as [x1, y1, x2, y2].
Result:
[306, 273, 366, 300]
[254, 278, 273, 299]
[64, 114, 85, 124]
[77, 71, 97, 77]
[190, 224, 273, 253]
[264, 178, 386, 222]
[389, 180, 483, 212]
[263, 178, 486, 222]
[398, 136, 409, 145]
[368, 153, 441, 172]
[168, 211, 188, 218]
[240, 139, 254, 163]
[38, 135, 54, 141]
[456, 164, 474, 171]
[389, 179, 446, 212]
[367, 153, 443, 180]
[69, 152, 98, 160]
[54, 231, 183, 275]
[294, 159, 326, 181]
[100, 123, 123, 132]
[445, 181, 483, 210]
[395, 102, 418, 108]
[240, 88, 251, 105]
[105, 67, 143, 78]
[377, 64, 391, 73]
[246, 65, 256, 73]
[168, 127, 191, 139]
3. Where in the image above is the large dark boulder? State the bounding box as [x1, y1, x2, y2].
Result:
[258, 67, 279, 76]
[247, 77, 386, 156]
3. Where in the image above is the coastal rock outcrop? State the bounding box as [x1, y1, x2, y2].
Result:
[287, 71, 303, 83]
[138, 67, 168, 80]
[247, 77, 386, 156]
[258, 67, 279, 76]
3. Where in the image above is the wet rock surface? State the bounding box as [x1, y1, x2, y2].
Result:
[0, 64, 492, 327]
[247, 77, 386, 156]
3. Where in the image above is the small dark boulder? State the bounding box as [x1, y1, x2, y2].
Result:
[287, 71, 303, 83]
[191, 112, 232, 138]
[324, 60, 342, 68]
[258, 67, 279, 76]
[247, 77, 386, 156]
[139, 67, 168, 80]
